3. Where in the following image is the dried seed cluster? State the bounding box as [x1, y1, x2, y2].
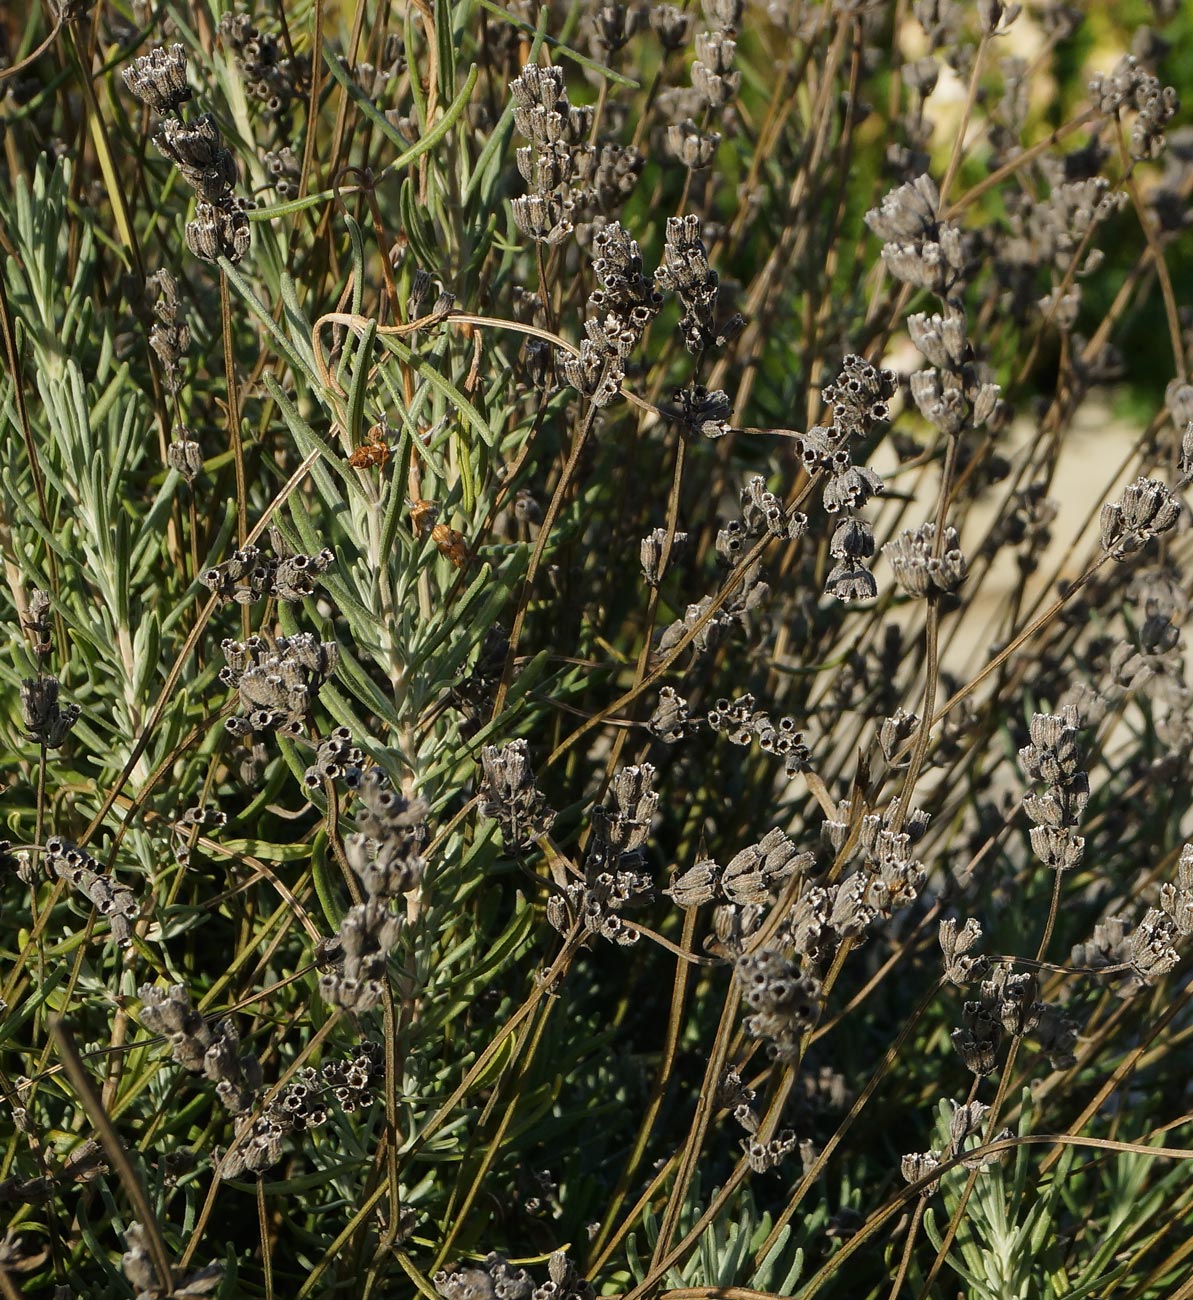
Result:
[263, 145, 301, 200]
[741, 1128, 811, 1174]
[20, 676, 80, 749]
[147, 268, 189, 394]
[343, 769, 429, 900]
[561, 221, 662, 406]
[1100, 476, 1182, 559]
[647, 684, 694, 742]
[655, 215, 743, 355]
[45, 837, 139, 946]
[218, 1042, 383, 1180]
[509, 64, 590, 248]
[139, 984, 261, 1115]
[901, 1098, 1012, 1198]
[435, 1249, 592, 1300]
[939, 916, 988, 986]
[548, 765, 657, 945]
[1087, 54, 1179, 161]
[716, 475, 807, 566]
[950, 963, 1079, 1076]
[121, 1221, 223, 1300]
[867, 174, 966, 303]
[668, 827, 813, 908]
[220, 633, 338, 738]
[166, 427, 203, 484]
[1072, 844, 1193, 995]
[218, 13, 309, 118]
[479, 738, 556, 852]
[1019, 707, 1088, 874]
[907, 302, 1004, 454]
[200, 538, 335, 604]
[644, 527, 691, 590]
[884, 521, 969, 598]
[319, 773, 428, 1012]
[800, 355, 895, 602]
[171, 803, 227, 866]
[735, 947, 822, 1061]
[123, 44, 251, 263]
[303, 727, 364, 791]
[705, 692, 809, 775]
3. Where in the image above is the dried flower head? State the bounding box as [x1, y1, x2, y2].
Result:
[939, 917, 988, 985]
[139, 983, 262, 1113]
[512, 191, 574, 245]
[640, 526, 689, 585]
[122, 44, 192, 115]
[318, 898, 405, 1011]
[550, 765, 658, 946]
[303, 727, 364, 790]
[220, 633, 338, 737]
[184, 198, 251, 264]
[667, 118, 722, 169]
[736, 947, 822, 1060]
[648, 685, 694, 742]
[479, 739, 556, 851]
[218, 12, 309, 117]
[651, 3, 691, 49]
[45, 837, 140, 946]
[1100, 477, 1182, 559]
[22, 587, 53, 658]
[200, 539, 334, 604]
[20, 676, 80, 748]
[901, 1148, 942, 1193]
[722, 829, 814, 905]
[345, 769, 429, 898]
[884, 522, 968, 597]
[668, 384, 733, 440]
[166, 429, 203, 483]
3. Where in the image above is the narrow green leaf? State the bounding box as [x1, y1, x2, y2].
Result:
[247, 187, 342, 221]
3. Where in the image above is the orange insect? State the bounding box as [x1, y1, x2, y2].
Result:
[347, 423, 391, 469]
[431, 522, 470, 569]
[410, 498, 470, 569]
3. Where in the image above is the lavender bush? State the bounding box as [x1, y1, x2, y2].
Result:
[3, 1, 1193, 1296]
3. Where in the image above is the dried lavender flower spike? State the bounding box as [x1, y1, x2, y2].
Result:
[651, 3, 691, 49]
[303, 727, 364, 790]
[122, 44, 192, 114]
[478, 738, 556, 851]
[318, 899, 405, 1011]
[667, 119, 722, 169]
[884, 522, 968, 597]
[702, 0, 743, 35]
[879, 708, 919, 766]
[347, 769, 429, 897]
[736, 947, 822, 1060]
[939, 917, 987, 985]
[1100, 477, 1182, 559]
[20, 677, 80, 748]
[640, 526, 688, 585]
[167, 429, 203, 483]
[670, 385, 732, 440]
[648, 685, 693, 742]
[901, 1149, 941, 1192]
[666, 857, 719, 908]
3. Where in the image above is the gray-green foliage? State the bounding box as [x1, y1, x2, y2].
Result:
[922, 1093, 1185, 1300]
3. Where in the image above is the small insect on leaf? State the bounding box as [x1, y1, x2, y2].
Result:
[431, 522, 470, 569]
[347, 422, 391, 469]
[410, 498, 469, 568]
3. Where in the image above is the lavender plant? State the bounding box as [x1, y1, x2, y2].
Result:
[2, 1, 1193, 1297]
